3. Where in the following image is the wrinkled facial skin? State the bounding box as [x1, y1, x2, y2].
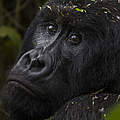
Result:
[2, 0, 120, 120]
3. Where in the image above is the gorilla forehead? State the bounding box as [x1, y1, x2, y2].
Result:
[35, 0, 118, 34]
[42, 0, 120, 24]
[50, 0, 118, 3]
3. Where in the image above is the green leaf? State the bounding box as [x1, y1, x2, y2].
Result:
[75, 8, 86, 13]
[0, 26, 21, 49]
[107, 104, 120, 120]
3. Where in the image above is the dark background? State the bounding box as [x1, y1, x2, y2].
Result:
[0, 0, 46, 119]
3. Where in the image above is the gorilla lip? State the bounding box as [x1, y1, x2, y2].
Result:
[7, 79, 46, 99]
[8, 80, 35, 96]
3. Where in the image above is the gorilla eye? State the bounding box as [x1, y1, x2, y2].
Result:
[47, 24, 58, 35]
[69, 33, 83, 45]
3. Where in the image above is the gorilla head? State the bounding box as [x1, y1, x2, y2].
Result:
[2, 0, 120, 120]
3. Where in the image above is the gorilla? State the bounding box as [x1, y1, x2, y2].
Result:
[2, 0, 120, 120]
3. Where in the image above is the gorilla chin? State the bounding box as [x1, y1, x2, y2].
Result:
[3, 76, 60, 120]
[2, 85, 51, 120]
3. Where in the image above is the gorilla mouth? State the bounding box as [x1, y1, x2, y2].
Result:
[8, 80, 35, 95]
[7, 79, 46, 100]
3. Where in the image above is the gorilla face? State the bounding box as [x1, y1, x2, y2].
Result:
[2, 0, 120, 120]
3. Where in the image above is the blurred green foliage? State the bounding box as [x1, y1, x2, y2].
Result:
[0, 0, 47, 119]
[0, 26, 21, 52]
[107, 104, 120, 120]
[0, 26, 21, 88]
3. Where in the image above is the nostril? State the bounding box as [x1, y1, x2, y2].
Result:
[39, 60, 45, 68]
[18, 54, 31, 69]
[30, 59, 46, 72]
[21, 54, 31, 70]
[16, 49, 52, 76]
[26, 55, 31, 67]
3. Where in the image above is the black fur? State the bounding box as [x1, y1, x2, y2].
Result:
[2, 0, 120, 120]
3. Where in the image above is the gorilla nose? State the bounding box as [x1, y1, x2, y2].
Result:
[15, 49, 52, 77]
